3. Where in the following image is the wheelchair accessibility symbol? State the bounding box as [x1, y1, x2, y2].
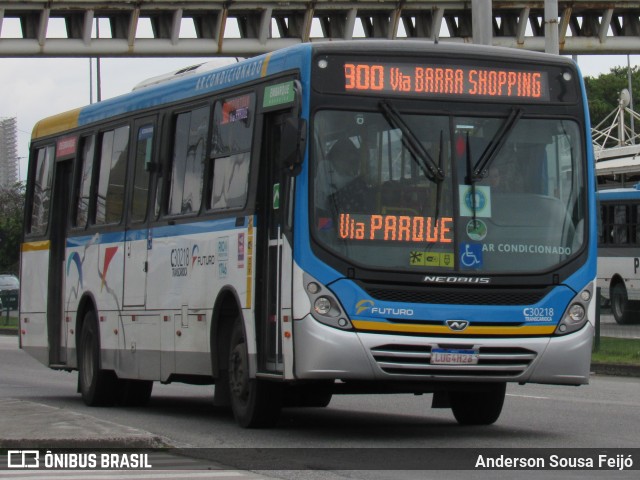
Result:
[460, 243, 483, 268]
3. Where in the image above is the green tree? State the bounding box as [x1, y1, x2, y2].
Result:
[0, 182, 25, 274]
[584, 66, 640, 141]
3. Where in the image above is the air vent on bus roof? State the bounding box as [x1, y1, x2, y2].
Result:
[132, 58, 241, 91]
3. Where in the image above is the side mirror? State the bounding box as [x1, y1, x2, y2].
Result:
[282, 117, 307, 173]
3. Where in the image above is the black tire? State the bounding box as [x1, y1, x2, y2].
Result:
[228, 319, 282, 428]
[611, 283, 638, 325]
[78, 311, 118, 406]
[118, 379, 153, 407]
[284, 382, 333, 408]
[450, 383, 506, 426]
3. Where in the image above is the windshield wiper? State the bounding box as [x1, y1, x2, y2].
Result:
[468, 107, 523, 182]
[435, 129, 445, 221]
[379, 100, 445, 183]
[464, 107, 523, 227]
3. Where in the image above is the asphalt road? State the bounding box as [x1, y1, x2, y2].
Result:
[1, 334, 639, 479]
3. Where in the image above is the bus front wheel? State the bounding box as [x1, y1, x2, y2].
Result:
[449, 383, 506, 426]
[228, 319, 282, 428]
[78, 311, 118, 406]
[611, 283, 638, 325]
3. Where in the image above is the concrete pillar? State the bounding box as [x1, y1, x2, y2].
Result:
[472, 0, 492, 45]
[544, 0, 559, 54]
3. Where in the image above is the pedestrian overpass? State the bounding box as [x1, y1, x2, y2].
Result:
[1, 0, 640, 57]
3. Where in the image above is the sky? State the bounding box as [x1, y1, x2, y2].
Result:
[1, 51, 638, 182]
[2, 13, 639, 181]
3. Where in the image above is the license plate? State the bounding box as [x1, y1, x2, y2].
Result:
[431, 348, 479, 365]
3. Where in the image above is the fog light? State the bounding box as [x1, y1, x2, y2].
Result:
[580, 290, 591, 302]
[307, 282, 320, 294]
[314, 297, 332, 315]
[568, 304, 585, 323]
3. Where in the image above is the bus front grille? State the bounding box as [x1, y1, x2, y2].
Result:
[362, 285, 552, 306]
[370, 344, 537, 378]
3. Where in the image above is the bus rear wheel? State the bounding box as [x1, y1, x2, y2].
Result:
[228, 319, 282, 428]
[78, 311, 118, 406]
[611, 283, 638, 325]
[450, 383, 506, 426]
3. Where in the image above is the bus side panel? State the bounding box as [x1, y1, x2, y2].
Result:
[64, 236, 124, 372]
[597, 251, 640, 301]
[19, 245, 51, 366]
[143, 219, 253, 381]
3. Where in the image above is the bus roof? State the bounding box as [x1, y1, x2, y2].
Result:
[598, 185, 640, 201]
[30, 41, 578, 141]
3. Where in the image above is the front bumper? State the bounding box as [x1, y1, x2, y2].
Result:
[293, 315, 593, 386]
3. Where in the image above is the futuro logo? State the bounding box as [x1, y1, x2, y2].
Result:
[355, 299, 375, 315]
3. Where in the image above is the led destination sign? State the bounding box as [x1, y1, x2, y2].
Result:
[339, 213, 453, 244]
[342, 62, 550, 101]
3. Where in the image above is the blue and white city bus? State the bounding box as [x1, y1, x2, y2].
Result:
[20, 41, 596, 428]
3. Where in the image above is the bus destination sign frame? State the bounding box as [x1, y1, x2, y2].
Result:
[312, 54, 579, 104]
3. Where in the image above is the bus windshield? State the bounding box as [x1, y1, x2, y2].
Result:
[311, 109, 585, 274]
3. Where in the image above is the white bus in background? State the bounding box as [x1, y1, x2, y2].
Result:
[598, 186, 640, 324]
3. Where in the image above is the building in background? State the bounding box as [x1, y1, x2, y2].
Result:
[0, 117, 18, 188]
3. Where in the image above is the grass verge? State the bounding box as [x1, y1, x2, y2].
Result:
[592, 336, 640, 365]
[0, 315, 18, 329]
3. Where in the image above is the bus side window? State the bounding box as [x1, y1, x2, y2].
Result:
[636, 205, 640, 245]
[74, 135, 96, 228]
[130, 125, 154, 223]
[598, 204, 605, 245]
[209, 93, 254, 211]
[612, 204, 629, 245]
[28, 145, 55, 236]
[168, 106, 209, 215]
[95, 126, 130, 225]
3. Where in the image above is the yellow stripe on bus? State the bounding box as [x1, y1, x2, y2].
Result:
[351, 320, 556, 336]
[21, 240, 51, 252]
[261, 53, 272, 77]
[31, 108, 81, 140]
[245, 216, 254, 309]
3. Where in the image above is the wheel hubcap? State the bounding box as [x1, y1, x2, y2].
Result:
[81, 333, 94, 389]
[229, 343, 249, 401]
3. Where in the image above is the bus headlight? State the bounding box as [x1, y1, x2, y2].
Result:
[568, 304, 585, 322]
[554, 285, 593, 336]
[303, 273, 353, 330]
[314, 297, 332, 315]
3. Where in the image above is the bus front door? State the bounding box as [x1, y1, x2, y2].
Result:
[256, 110, 296, 377]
